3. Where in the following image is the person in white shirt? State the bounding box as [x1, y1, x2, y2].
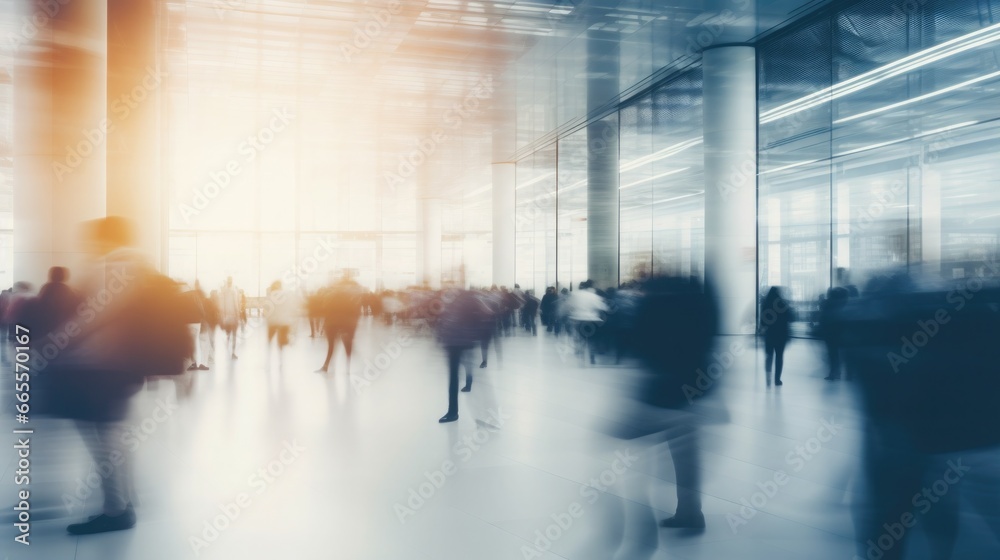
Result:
[217, 276, 240, 359]
[265, 280, 298, 368]
[567, 280, 608, 364]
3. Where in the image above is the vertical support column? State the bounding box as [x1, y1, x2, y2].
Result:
[703, 45, 757, 335]
[586, 28, 620, 290]
[14, 0, 108, 286]
[418, 161, 442, 288]
[919, 167, 941, 277]
[492, 162, 515, 287]
[107, 0, 163, 268]
[492, 73, 516, 288]
[420, 197, 442, 288]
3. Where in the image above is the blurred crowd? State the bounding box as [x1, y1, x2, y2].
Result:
[3, 219, 999, 558]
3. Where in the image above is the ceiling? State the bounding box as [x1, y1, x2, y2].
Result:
[159, 0, 828, 200]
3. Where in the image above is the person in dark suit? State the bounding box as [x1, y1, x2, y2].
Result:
[760, 286, 794, 386]
[820, 286, 849, 380]
[630, 275, 718, 530]
[316, 275, 362, 374]
[435, 288, 492, 423]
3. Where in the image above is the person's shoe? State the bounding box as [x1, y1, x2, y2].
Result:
[659, 512, 705, 529]
[460, 385, 472, 393]
[479, 361, 487, 368]
[824, 376, 837, 381]
[775, 380, 783, 386]
[438, 414, 458, 423]
[197, 364, 209, 371]
[187, 364, 198, 371]
[67, 507, 136, 535]
[315, 367, 328, 373]
[231, 354, 238, 360]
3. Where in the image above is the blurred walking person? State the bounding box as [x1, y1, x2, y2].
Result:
[218, 277, 241, 359]
[760, 286, 794, 386]
[266, 280, 297, 369]
[567, 280, 608, 364]
[435, 288, 493, 423]
[625, 276, 719, 533]
[316, 274, 362, 374]
[50, 217, 191, 534]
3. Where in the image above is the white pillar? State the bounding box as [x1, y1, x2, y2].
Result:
[703, 46, 757, 335]
[492, 74, 516, 288]
[107, 0, 163, 269]
[419, 195, 442, 288]
[14, 1, 108, 286]
[585, 27, 620, 290]
[492, 162, 515, 287]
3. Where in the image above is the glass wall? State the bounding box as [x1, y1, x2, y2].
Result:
[759, 0, 1000, 323]
[515, 69, 704, 293]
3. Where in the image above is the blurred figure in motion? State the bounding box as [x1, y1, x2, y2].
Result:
[307, 288, 323, 337]
[316, 274, 362, 374]
[520, 289, 539, 335]
[622, 276, 718, 535]
[820, 286, 849, 381]
[47, 217, 193, 535]
[478, 287, 503, 368]
[841, 271, 1000, 560]
[608, 282, 641, 363]
[3, 281, 35, 340]
[435, 288, 493, 423]
[554, 287, 570, 335]
[203, 288, 221, 368]
[759, 286, 794, 386]
[24, 267, 80, 338]
[540, 286, 558, 333]
[567, 280, 608, 365]
[182, 281, 208, 371]
[265, 280, 297, 369]
[218, 276, 241, 359]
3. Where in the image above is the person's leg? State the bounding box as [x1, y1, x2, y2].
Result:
[462, 350, 474, 392]
[68, 419, 135, 534]
[825, 338, 839, 379]
[318, 329, 336, 372]
[441, 346, 460, 422]
[774, 340, 786, 384]
[480, 338, 489, 368]
[227, 325, 238, 358]
[661, 423, 704, 528]
[342, 328, 355, 373]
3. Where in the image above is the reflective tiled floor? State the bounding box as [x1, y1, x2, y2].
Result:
[3, 320, 999, 559]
